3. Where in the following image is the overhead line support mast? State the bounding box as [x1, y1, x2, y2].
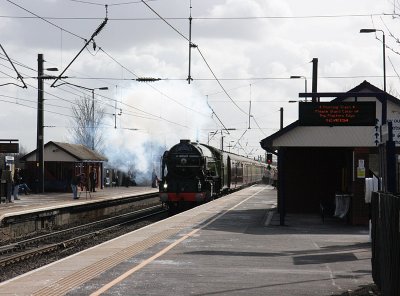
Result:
[187, 1, 197, 84]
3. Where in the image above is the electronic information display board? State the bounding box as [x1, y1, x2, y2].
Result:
[299, 102, 376, 126]
[0, 143, 19, 153]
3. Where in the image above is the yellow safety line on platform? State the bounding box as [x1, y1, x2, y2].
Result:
[90, 185, 266, 296]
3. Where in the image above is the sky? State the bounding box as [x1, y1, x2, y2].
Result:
[1, 0, 400, 172]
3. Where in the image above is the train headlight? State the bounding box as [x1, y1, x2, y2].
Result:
[163, 182, 168, 190]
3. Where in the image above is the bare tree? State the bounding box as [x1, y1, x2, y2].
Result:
[69, 95, 106, 152]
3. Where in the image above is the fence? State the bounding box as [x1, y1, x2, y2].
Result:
[371, 192, 400, 296]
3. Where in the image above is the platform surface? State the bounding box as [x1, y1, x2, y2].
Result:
[0, 184, 372, 295]
[0, 186, 158, 222]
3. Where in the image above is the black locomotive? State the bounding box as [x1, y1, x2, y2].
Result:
[159, 139, 269, 211]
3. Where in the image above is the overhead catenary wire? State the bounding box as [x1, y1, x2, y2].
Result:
[69, 0, 159, 6]
[0, 95, 146, 132]
[5, 0, 86, 41]
[195, 47, 248, 115]
[10, 3, 390, 155]
[0, 97, 76, 119]
[251, 116, 267, 137]
[52, 1, 284, 147]
[0, 60, 191, 129]
[140, 0, 249, 120]
[205, 95, 231, 134]
[51, 80, 190, 128]
[1, 49, 385, 143]
[0, 13, 394, 21]
[98, 48, 211, 118]
[0, 52, 393, 82]
[51, 15, 108, 87]
[0, 43, 27, 88]
[3, 3, 396, 154]
[0, 63, 190, 129]
[388, 56, 400, 82]
[0, 22, 208, 128]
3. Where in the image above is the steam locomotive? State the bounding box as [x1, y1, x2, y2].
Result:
[159, 139, 269, 212]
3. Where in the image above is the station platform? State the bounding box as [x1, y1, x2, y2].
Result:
[0, 186, 158, 222]
[0, 184, 372, 295]
[0, 186, 159, 240]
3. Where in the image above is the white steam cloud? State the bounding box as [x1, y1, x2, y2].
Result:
[101, 80, 212, 184]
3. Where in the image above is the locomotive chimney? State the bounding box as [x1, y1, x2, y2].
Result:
[180, 139, 191, 144]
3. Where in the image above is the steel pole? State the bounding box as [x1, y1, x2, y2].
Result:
[304, 78, 308, 102]
[382, 32, 387, 124]
[92, 89, 95, 150]
[37, 54, 44, 193]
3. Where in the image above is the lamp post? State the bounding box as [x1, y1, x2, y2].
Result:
[37, 54, 59, 193]
[360, 28, 396, 192]
[290, 75, 307, 102]
[360, 28, 386, 123]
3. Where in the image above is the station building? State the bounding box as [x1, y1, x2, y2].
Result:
[260, 81, 400, 225]
[21, 141, 107, 192]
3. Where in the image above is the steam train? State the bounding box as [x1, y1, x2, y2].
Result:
[159, 139, 270, 211]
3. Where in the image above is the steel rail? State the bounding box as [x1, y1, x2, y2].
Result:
[0, 204, 166, 267]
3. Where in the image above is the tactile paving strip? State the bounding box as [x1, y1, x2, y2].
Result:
[31, 210, 217, 296]
[32, 228, 178, 296]
[26, 186, 258, 295]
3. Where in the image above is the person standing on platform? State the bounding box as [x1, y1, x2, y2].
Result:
[272, 168, 278, 189]
[1, 165, 13, 203]
[71, 173, 82, 200]
[13, 168, 21, 200]
[80, 173, 86, 192]
[89, 168, 97, 192]
[151, 169, 159, 188]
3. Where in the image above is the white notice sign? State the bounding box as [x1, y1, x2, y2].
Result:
[382, 119, 400, 146]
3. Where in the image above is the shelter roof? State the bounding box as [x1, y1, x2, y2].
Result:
[21, 141, 108, 162]
[260, 80, 400, 152]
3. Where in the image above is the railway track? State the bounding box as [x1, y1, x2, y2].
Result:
[0, 204, 167, 269]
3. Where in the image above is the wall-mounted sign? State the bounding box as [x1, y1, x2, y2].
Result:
[357, 167, 366, 178]
[299, 102, 376, 126]
[357, 159, 365, 179]
[381, 119, 400, 146]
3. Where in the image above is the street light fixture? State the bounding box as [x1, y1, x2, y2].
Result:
[359, 29, 386, 93]
[290, 75, 308, 102]
[360, 28, 386, 123]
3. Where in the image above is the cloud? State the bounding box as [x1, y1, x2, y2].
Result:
[1, 0, 399, 162]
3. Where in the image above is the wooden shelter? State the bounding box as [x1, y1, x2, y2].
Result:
[21, 141, 107, 192]
[260, 81, 400, 225]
